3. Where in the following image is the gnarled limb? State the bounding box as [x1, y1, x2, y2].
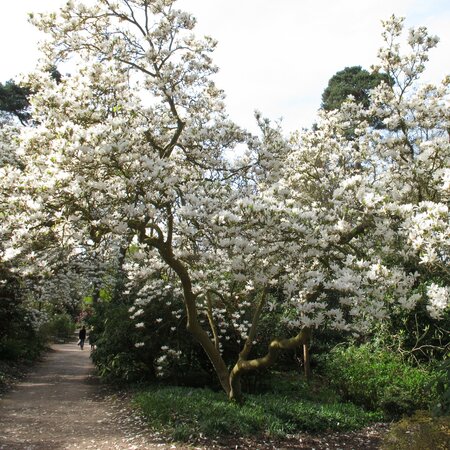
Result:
[229, 327, 312, 402]
[156, 242, 231, 396]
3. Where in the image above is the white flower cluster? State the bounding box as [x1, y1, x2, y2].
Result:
[427, 284, 450, 319]
[26, 308, 49, 331]
[0, 4, 448, 388]
[155, 346, 183, 377]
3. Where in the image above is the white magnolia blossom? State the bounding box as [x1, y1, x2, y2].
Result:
[1, 4, 449, 397]
[427, 284, 450, 319]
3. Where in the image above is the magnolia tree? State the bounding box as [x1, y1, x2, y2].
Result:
[1, 0, 449, 402]
[11, 0, 253, 399]
[257, 17, 449, 335]
[122, 14, 450, 395]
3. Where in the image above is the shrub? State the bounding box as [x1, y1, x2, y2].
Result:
[431, 358, 450, 417]
[382, 410, 450, 450]
[0, 335, 45, 361]
[88, 293, 219, 387]
[0, 338, 29, 360]
[90, 303, 154, 382]
[321, 344, 438, 418]
[40, 313, 76, 342]
[0, 308, 46, 362]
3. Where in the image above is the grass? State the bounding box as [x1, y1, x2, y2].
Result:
[133, 374, 383, 441]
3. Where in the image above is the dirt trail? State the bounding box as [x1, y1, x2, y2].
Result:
[0, 343, 171, 450]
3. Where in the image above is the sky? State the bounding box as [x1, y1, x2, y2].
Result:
[2, 0, 450, 133]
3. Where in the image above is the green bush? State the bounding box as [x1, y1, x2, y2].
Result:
[88, 291, 219, 386]
[90, 303, 153, 382]
[0, 338, 29, 360]
[0, 335, 45, 361]
[40, 313, 76, 342]
[431, 358, 450, 417]
[133, 385, 382, 441]
[321, 344, 438, 418]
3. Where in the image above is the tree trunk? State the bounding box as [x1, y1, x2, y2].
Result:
[303, 343, 311, 382]
[229, 327, 312, 403]
[157, 243, 231, 396]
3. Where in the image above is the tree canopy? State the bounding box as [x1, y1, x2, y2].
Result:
[0, 3, 448, 403]
[321, 65, 392, 111]
[0, 80, 31, 125]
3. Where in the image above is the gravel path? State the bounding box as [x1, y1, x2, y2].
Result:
[0, 343, 173, 450]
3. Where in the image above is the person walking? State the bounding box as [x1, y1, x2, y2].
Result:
[78, 326, 86, 350]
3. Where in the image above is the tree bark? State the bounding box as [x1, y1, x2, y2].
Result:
[157, 243, 231, 396]
[303, 343, 311, 382]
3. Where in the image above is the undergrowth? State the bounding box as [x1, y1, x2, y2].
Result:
[133, 382, 382, 441]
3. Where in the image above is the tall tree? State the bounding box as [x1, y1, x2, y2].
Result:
[321, 65, 391, 111]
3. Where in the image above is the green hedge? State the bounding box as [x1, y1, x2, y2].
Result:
[321, 344, 438, 418]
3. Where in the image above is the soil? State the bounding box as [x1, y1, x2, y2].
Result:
[0, 343, 389, 449]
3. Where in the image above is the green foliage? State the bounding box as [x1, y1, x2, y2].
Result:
[0, 275, 21, 340]
[0, 336, 44, 361]
[89, 303, 153, 382]
[0, 79, 31, 124]
[40, 313, 75, 342]
[372, 291, 450, 365]
[134, 385, 382, 441]
[382, 411, 450, 450]
[0, 68, 61, 125]
[321, 65, 391, 111]
[0, 276, 46, 362]
[431, 358, 450, 417]
[88, 286, 217, 386]
[321, 344, 438, 418]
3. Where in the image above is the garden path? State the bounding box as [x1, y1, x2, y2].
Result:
[0, 342, 173, 450]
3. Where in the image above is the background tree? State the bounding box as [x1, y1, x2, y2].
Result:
[0, 67, 61, 126]
[321, 65, 391, 111]
[0, 80, 31, 125]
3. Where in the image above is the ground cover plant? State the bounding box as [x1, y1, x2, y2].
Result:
[133, 383, 383, 442]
